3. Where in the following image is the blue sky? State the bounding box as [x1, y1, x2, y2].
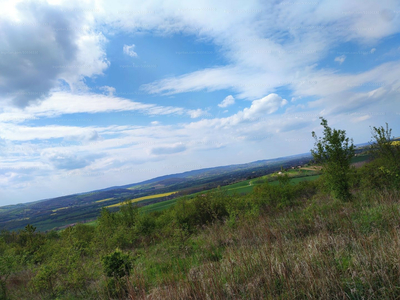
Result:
[1, 0, 400, 205]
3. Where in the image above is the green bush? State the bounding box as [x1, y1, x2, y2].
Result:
[368, 123, 400, 189]
[0, 249, 20, 300]
[31, 264, 58, 298]
[101, 249, 132, 279]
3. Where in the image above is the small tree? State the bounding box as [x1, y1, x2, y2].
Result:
[311, 117, 355, 201]
[369, 123, 400, 188]
[119, 202, 139, 228]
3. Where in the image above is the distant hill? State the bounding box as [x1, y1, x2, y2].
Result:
[0, 152, 314, 231]
[0, 143, 375, 232]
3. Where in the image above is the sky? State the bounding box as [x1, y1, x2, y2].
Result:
[1, 0, 400, 205]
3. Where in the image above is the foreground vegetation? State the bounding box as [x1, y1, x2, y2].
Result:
[0, 123, 399, 299]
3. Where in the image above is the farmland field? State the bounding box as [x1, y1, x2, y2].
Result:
[140, 171, 321, 214]
[106, 191, 178, 208]
[95, 197, 114, 203]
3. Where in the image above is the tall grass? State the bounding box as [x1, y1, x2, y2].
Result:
[125, 189, 400, 299]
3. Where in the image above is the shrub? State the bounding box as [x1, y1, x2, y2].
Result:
[311, 117, 355, 201]
[369, 123, 400, 189]
[102, 249, 132, 279]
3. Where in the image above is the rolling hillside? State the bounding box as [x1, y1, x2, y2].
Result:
[0, 153, 313, 231]
[0, 149, 371, 232]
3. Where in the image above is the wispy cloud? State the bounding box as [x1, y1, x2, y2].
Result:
[151, 143, 186, 155]
[334, 55, 346, 64]
[218, 95, 235, 108]
[123, 44, 138, 57]
[0, 91, 208, 123]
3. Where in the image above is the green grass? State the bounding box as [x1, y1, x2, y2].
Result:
[225, 184, 255, 195]
[140, 198, 180, 214]
[351, 154, 370, 163]
[141, 172, 321, 214]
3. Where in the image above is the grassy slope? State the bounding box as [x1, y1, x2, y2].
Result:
[5, 151, 400, 299]
[129, 189, 400, 299]
[7, 178, 400, 299]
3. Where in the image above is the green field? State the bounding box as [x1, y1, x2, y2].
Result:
[139, 170, 321, 215]
[140, 198, 179, 214]
[351, 154, 370, 163]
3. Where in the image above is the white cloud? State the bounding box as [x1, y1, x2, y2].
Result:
[371, 48, 376, 54]
[352, 114, 371, 123]
[127, 0, 400, 100]
[240, 94, 286, 120]
[151, 143, 186, 155]
[41, 149, 103, 170]
[123, 44, 138, 57]
[0, 91, 207, 123]
[290, 60, 400, 116]
[187, 93, 288, 129]
[188, 108, 208, 118]
[100, 86, 116, 96]
[334, 55, 346, 64]
[0, 123, 101, 142]
[218, 95, 235, 108]
[0, 1, 109, 107]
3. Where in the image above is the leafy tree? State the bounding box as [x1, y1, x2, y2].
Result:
[119, 201, 139, 228]
[16, 224, 45, 264]
[311, 117, 355, 201]
[369, 123, 400, 188]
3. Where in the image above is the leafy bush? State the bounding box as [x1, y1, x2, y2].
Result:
[0, 249, 20, 300]
[31, 264, 58, 298]
[172, 192, 231, 232]
[368, 123, 400, 189]
[102, 249, 132, 279]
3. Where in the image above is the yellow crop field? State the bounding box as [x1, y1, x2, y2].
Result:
[106, 192, 177, 208]
[52, 207, 70, 212]
[95, 197, 114, 203]
[391, 141, 400, 146]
